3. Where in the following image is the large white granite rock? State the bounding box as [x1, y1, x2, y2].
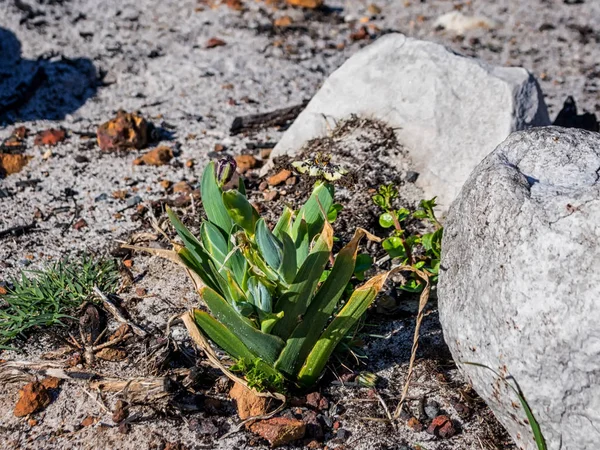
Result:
[439, 126, 600, 450]
[270, 33, 550, 211]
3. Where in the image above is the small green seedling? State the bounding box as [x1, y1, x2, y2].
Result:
[0, 255, 119, 348]
[372, 185, 443, 292]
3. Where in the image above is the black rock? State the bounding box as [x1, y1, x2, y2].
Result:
[404, 171, 419, 183]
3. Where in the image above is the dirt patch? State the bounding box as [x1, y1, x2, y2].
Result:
[0, 133, 515, 449]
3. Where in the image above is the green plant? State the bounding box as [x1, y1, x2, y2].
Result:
[464, 362, 547, 450]
[0, 255, 119, 347]
[372, 185, 443, 292]
[166, 158, 388, 391]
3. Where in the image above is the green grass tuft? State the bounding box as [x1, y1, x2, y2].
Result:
[0, 255, 119, 347]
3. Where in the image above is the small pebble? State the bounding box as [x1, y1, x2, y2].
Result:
[126, 195, 142, 207]
[404, 171, 419, 183]
[337, 429, 350, 440]
[424, 400, 440, 419]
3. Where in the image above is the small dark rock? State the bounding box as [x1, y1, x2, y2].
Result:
[126, 195, 142, 207]
[330, 403, 345, 416]
[404, 171, 419, 183]
[302, 410, 324, 441]
[320, 413, 333, 428]
[450, 399, 471, 418]
[336, 428, 350, 440]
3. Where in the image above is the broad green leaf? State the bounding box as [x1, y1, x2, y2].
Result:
[297, 273, 387, 386]
[371, 193, 385, 208]
[279, 232, 297, 285]
[200, 221, 228, 266]
[201, 162, 233, 233]
[276, 229, 366, 377]
[193, 309, 257, 361]
[382, 236, 407, 259]
[232, 301, 255, 317]
[247, 276, 272, 312]
[222, 190, 260, 236]
[200, 287, 284, 365]
[167, 207, 203, 253]
[224, 270, 248, 305]
[327, 203, 343, 223]
[255, 219, 283, 271]
[319, 270, 331, 283]
[273, 206, 293, 240]
[412, 210, 428, 219]
[291, 182, 334, 242]
[379, 212, 395, 228]
[294, 219, 309, 268]
[271, 221, 333, 340]
[422, 232, 433, 252]
[178, 247, 221, 294]
[258, 310, 284, 334]
[397, 208, 410, 222]
[399, 277, 424, 293]
[354, 253, 373, 274]
[168, 208, 234, 290]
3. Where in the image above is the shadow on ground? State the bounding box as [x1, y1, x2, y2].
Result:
[0, 27, 98, 124]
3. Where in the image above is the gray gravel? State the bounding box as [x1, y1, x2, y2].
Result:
[0, 0, 598, 448]
[1, 0, 599, 275]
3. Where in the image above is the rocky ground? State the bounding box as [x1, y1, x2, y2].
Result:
[1, 0, 598, 449]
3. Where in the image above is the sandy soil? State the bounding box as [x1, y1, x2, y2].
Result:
[1, 0, 598, 449]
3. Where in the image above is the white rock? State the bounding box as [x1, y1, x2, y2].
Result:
[269, 34, 550, 212]
[433, 11, 497, 34]
[439, 126, 600, 450]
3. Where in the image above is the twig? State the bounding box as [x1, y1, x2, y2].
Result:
[89, 376, 172, 402]
[92, 333, 134, 351]
[375, 390, 394, 422]
[82, 387, 110, 413]
[0, 360, 99, 383]
[0, 359, 177, 404]
[93, 286, 147, 337]
[229, 101, 308, 135]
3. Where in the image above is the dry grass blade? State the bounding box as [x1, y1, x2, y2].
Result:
[93, 286, 147, 337]
[390, 265, 431, 419]
[89, 376, 172, 402]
